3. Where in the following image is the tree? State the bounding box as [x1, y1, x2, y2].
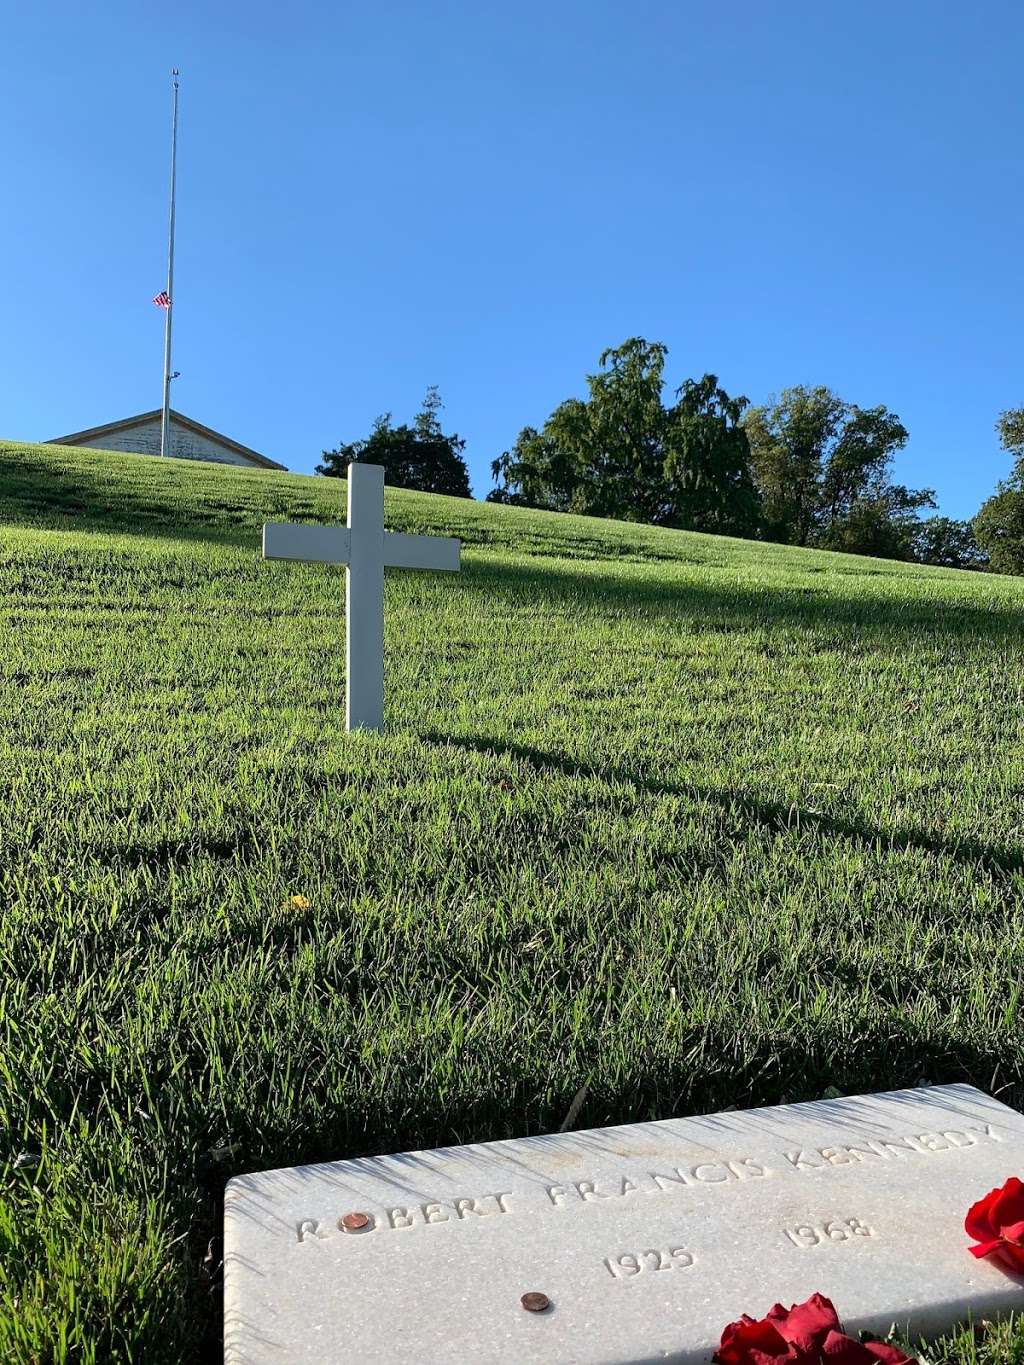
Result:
[317, 388, 471, 497]
[975, 490, 1024, 575]
[488, 427, 580, 511]
[997, 406, 1024, 459]
[742, 386, 932, 556]
[818, 484, 934, 559]
[974, 405, 1024, 574]
[663, 375, 760, 536]
[912, 516, 988, 570]
[488, 338, 760, 535]
[742, 387, 846, 545]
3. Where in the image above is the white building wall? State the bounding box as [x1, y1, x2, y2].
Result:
[73, 417, 255, 467]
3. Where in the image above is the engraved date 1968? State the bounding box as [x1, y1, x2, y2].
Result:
[605, 1247, 696, 1279]
[784, 1217, 875, 1248]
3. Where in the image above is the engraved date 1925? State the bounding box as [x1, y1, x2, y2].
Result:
[784, 1217, 875, 1248]
[605, 1247, 696, 1279]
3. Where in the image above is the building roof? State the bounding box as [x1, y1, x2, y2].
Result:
[47, 409, 288, 471]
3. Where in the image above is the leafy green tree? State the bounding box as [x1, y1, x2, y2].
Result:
[974, 406, 1024, 574]
[663, 375, 760, 535]
[975, 491, 1024, 574]
[997, 406, 1024, 458]
[488, 339, 759, 534]
[912, 516, 988, 570]
[557, 339, 671, 524]
[743, 386, 930, 556]
[317, 388, 471, 497]
[742, 387, 846, 545]
[487, 427, 579, 511]
[819, 485, 934, 559]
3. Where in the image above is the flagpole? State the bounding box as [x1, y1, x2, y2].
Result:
[160, 68, 180, 459]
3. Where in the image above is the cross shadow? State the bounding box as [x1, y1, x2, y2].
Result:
[417, 732, 1024, 881]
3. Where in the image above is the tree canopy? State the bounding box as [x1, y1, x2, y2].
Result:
[996, 406, 1024, 460]
[912, 516, 988, 570]
[315, 354, 1023, 577]
[742, 386, 933, 556]
[317, 388, 471, 497]
[488, 339, 760, 536]
[974, 405, 1024, 574]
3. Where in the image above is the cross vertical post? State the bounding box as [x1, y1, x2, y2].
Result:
[346, 463, 385, 731]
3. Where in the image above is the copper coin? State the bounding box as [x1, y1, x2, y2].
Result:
[520, 1292, 551, 1313]
[340, 1212, 371, 1231]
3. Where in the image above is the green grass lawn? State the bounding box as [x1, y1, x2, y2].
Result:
[2, 440, 1023, 1363]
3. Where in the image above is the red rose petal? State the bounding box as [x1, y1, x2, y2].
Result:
[819, 1328, 916, 1365]
[764, 1304, 791, 1327]
[714, 1315, 794, 1364]
[970, 1237, 1006, 1259]
[1001, 1219, 1024, 1245]
[716, 1296, 907, 1365]
[863, 1341, 916, 1365]
[965, 1187, 1000, 1244]
[769, 1294, 841, 1353]
[990, 1178, 1024, 1234]
[820, 1327, 870, 1363]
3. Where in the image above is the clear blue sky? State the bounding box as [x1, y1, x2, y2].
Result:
[2, 1, 1020, 514]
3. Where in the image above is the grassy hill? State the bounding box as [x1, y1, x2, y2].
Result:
[2, 440, 1023, 1362]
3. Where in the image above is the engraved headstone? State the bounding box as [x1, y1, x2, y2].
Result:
[262, 462, 461, 731]
[224, 1084, 1024, 1364]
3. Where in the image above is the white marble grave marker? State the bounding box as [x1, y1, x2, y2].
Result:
[224, 1084, 1024, 1364]
[263, 462, 460, 731]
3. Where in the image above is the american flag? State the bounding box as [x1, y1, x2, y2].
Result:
[152, 291, 171, 309]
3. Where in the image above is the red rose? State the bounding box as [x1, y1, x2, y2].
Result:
[714, 1293, 915, 1365]
[966, 1176, 1024, 1271]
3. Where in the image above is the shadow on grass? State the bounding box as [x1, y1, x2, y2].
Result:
[9, 452, 1024, 641]
[421, 732, 1024, 882]
[215, 1030, 1016, 1165]
[463, 557, 1024, 643]
[0, 450, 323, 550]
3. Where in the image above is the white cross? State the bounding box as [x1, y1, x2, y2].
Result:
[262, 462, 461, 731]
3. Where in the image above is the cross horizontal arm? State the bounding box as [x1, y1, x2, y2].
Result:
[263, 523, 351, 566]
[382, 531, 460, 572]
